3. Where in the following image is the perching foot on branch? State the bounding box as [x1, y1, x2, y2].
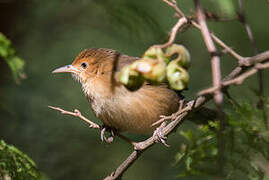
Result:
[153, 122, 170, 147]
[100, 125, 115, 144]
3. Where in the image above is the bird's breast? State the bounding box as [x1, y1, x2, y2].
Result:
[86, 83, 180, 134]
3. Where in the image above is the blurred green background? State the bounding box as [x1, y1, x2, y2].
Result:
[0, 0, 268, 179]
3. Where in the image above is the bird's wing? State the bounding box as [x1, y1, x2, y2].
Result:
[114, 54, 139, 72]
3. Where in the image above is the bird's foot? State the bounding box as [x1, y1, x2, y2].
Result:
[100, 125, 115, 144]
[153, 122, 169, 147]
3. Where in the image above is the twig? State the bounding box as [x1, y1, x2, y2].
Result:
[245, 50, 269, 65]
[48, 106, 138, 145]
[49, 1, 269, 179]
[223, 89, 240, 107]
[223, 50, 269, 81]
[238, 0, 258, 55]
[104, 1, 269, 179]
[191, 21, 244, 62]
[54, 50, 269, 180]
[154, 17, 188, 48]
[163, 0, 245, 62]
[48, 106, 100, 129]
[198, 50, 269, 96]
[223, 62, 269, 86]
[238, 0, 268, 128]
[104, 97, 209, 180]
[198, 62, 269, 95]
[194, 0, 223, 106]
[162, 0, 185, 18]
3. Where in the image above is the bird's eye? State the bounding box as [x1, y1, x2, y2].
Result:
[81, 62, 88, 69]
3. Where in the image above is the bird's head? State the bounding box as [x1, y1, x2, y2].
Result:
[53, 48, 118, 80]
[52, 48, 119, 98]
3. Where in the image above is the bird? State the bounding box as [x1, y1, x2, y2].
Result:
[52, 48, 182, 143]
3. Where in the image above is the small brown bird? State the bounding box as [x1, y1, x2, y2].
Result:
[52, 48, 181, 139]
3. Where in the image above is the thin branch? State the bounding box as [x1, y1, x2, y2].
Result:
[191, 21, 244, 61]
[223, 62, 269, 86]
[48, 106, 138, 145]
[154, 17, 188, 48]
[194, 0, 223, 106]
[223, 50, 269, 81]
[162, 0, 185, 18]
[238, 0, 267, 128]
[163, 0, 245, 62]
[48, 106, 100, 129]
[198, 49, 269, 96]
[104, 1, 269, 179]
[194, 0, 226, 169]
[198, 62, 269, 95]
[245, 50, 269, 65]
[238, 0, 258, 54]
[56, 48, 269, 180]
[104, 97, 209, 180]
[49, 1, 269, 179]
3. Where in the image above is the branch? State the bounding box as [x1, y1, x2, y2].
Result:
[223, 62, 269, 87]
[48, 106, 100, 129]
[197, 50, 269, 95]
[194, 0, 223, 106]
[238, 0, 258, 55]
[198, 61, 269, 96]
[190, 21, 244, 61]
[104, 97, 209, 180]
[162, 0, 185, 18]
[105, 1, 269, 179]
[238, 0, 268, 128]
[48, 106, 137, 145]
[163, 0, 246, 63]
[154, 17, 188, 48]
[49, 1, 269, 179]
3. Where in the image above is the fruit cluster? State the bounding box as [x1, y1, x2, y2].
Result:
[118, 44, 191, 91]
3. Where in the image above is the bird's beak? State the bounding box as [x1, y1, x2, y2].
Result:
[52, 65, 79, 74]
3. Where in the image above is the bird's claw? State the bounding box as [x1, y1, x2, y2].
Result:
[153, 122, 170, 147]
[101, 125, 115, 144]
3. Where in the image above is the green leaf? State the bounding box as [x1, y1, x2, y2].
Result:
[0, 32, 26, 84]
[0, 140, 41, 180]
[185, 156, 192, 171]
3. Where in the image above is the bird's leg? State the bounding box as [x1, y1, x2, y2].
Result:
[100, 125, 115, 144]
[153, 121, 169, 147]
[100, 125, 138, 146]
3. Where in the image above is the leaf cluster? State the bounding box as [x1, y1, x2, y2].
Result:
[176, 100, 269, 179]
[0, 33, 25, 83]
[0, 140, 41, 180]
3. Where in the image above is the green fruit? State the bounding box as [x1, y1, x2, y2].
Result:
[135, 58, 166, 84]
[165, 44, 191, 69]
[166, 60, 189, 90]
[118, 65, 144, 91]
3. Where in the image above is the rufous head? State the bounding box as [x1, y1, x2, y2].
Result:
[52, 48, 121, 99]
[52, 48, 116, 83]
